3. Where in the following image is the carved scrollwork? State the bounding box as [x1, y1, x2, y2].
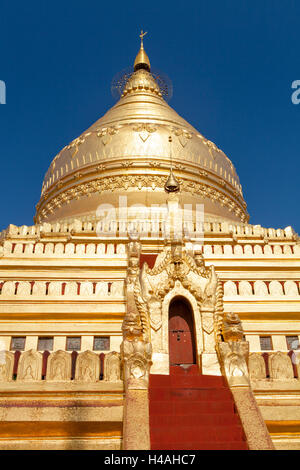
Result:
[120, 336, 152, 390]
[38, 174, 247, 223]
[218, 340, 250, 387]
[132, 123, 157, 143]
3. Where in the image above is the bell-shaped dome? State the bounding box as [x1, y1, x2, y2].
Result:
[35, 39, 248, 225]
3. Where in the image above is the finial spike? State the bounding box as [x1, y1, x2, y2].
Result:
[140, 30, 147, 48]
[134, 30, 151, 72]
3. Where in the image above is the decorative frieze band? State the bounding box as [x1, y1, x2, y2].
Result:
[0, 220, 297, 243]
[37, 174, 248, 223]
[0, 280, 125, 298]
[0, 349, 122, 383]
[224, 280, 300, 297]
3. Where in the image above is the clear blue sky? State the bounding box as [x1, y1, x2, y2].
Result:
[0, 0, 299, 233]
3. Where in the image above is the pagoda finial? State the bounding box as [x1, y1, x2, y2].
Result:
[140, 30, 147, 47]
[134, 29, 151, 72]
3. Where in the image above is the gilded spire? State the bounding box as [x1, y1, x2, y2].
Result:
[134, 30, 151, 72]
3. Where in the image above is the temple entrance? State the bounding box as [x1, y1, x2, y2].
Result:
[168, 297, 196, 366]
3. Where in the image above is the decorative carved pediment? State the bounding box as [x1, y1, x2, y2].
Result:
[122, 235, 223, 381]
[140, 242, 218, 308]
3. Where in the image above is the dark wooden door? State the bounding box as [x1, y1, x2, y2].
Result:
[169, 298, 196, 365]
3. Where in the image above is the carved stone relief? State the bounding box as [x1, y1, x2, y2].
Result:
[121, 336, 152, 390]
[222, 312, 244, 342]
[17, 350, 43, 381]
[104, 351, 122, 382]
[249, 353, 267, 380]
[75, 350, 100, 382]
[218, 341, 250, 387]
[0, 351, 14, 381]
[46, 350, 72, 381]
[269, 351, 294, 380]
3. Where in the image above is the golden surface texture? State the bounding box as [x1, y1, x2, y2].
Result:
[36, 47, 248, 224]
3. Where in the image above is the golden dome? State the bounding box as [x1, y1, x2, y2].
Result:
[35, 41, 248, 225]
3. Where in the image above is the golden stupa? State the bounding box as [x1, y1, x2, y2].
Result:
[36, 32, 248, 226]
[0, 33, 298, 451]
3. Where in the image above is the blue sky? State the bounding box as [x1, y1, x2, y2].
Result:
[0, 0, 299, 232]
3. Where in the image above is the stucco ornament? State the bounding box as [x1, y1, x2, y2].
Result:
[17, 350, 43, 382]
[122, 235, 223, 376]
[139, 242, 218, 315]
[249, 353, 267, 380]
[216, 308, 250, 387]
[0, 351, 14, 382]
[75, 350, 100, 382]
[121, 335, 152, 390]
[222, 312, 244, 342]
[46, 350, 72, 381]
[104, 352, 122, 382]
[121, 233, 152, 389]
[218, 340, 250, 387]
[269, 351, 294, 380]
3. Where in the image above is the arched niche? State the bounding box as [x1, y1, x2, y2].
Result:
[169, 296, 197, 366]
[158, 282, 203, 372]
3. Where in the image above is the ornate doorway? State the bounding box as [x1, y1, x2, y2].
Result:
[168, 297, 196, 366]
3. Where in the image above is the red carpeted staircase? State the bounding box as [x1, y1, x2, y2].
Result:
[149, 365, 248, 450]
